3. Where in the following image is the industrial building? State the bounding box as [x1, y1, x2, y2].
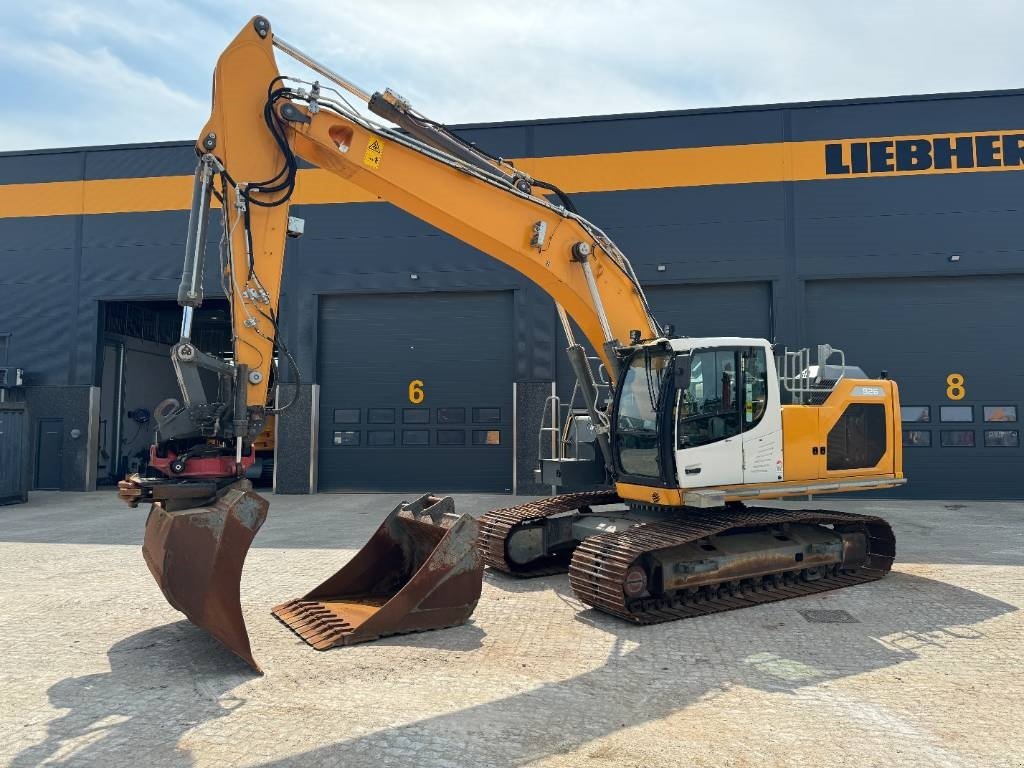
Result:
[1, 88, 1021, 500]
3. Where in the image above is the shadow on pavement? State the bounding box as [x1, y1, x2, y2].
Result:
[10, 622, 257, 768]
[13, 572, 1016, 767]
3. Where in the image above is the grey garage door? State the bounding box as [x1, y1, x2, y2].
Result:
[556, 281, 772, 397]
[318, 291, 514, 492]
[806, 276, 1023, 499]
[645, 281, 773, 340]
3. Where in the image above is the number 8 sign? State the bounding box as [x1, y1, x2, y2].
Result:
[946, 373, 965, 401]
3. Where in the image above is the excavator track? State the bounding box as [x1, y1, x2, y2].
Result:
[478, 490, 622, 576]
[568, 507, 895, 623]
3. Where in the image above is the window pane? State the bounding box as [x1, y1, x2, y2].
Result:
[903, 430, 931, 447]
[367, 430, 395, 446]
[678, 349, 740, 448]
[333, 430, 360, 446]
[333, 408, 360, 424]
[437, 407, 466, 424]
[403, 409, 430, 424]
[437, 429, 466, 445]
[900, 406, 930, 423]
[402, 430, 429, 445]
[473, 407, 501, 424]
[940, 430, 975, 447]
[939, 406, 973, 423]
[615, 349, 670, 478]
[984, 430, 1019, 447]
[984, 406, 1017, 423]
[742, 347, 768, 428]
[472, 430, 501, 445]
[368, 408, 395, 424]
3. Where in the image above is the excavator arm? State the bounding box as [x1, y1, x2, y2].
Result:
[125, 16, 660, 671]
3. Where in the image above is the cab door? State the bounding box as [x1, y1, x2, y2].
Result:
[675, 349, 744, 487]
[740, 346, 784, 484]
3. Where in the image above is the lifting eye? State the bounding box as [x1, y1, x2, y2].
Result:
[329, 125, 353, 153]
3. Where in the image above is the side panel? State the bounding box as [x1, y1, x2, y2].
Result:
[781, 406, 820, 481]
[815, 380, 897, 480]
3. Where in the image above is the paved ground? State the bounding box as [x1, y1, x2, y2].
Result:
[0, 490, 1021, 768]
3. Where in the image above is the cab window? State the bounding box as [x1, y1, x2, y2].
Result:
[678, 350, 740, 448]
[677, 346, 768, 449]
[742, 347, 768, 428]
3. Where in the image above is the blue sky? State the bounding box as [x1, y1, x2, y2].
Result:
[2, 0, 1022, 151]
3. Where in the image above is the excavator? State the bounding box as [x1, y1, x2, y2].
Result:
[120, 17, 904, 671]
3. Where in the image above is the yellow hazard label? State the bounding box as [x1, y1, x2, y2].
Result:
[363, 137, 383, 169]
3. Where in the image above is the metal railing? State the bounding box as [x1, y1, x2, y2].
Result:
[777, 344, 847, 405]
[538, 355, 609, 464]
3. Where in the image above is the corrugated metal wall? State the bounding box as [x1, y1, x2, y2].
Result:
[1, 89, 1022, 496]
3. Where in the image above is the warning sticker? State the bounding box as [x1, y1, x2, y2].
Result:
[363, 137, 383, 169]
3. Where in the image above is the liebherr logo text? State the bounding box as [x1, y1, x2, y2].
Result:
[824, 133, 1024, 175]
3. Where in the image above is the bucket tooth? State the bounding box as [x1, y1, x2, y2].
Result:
[141, 480, 267, 672]
[272, 494, 483, 649]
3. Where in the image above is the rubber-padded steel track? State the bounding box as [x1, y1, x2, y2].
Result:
[568, 507, 895, 623]
[478, 490, 622, 576]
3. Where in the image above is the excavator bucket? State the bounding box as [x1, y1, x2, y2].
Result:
[272, 494, 482, 649]
[140, 480, 268, 672]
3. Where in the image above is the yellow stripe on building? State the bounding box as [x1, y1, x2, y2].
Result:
[2, 128, 1023, 218]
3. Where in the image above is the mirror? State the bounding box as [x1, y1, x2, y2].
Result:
[673, 353, 691, 391]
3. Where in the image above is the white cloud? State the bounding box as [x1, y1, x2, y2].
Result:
[1, 0, 1022, 151]
[0, 36, 205, 145]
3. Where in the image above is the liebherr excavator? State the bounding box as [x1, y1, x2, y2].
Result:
[121, 17, 904, 671]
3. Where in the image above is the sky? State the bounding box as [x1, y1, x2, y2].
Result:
[2, 0, 1022, 152]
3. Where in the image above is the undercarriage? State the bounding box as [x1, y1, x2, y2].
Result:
[479, 492, 895, 623]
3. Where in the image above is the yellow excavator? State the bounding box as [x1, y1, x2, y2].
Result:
[121, 17, 904, 671]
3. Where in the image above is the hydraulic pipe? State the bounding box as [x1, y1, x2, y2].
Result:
[272, 36, 372, 104]
[178, 157, 215, 311]
[565, 344, 613, 471]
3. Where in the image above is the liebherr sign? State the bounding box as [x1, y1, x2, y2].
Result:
[825, 132, 1024, 175]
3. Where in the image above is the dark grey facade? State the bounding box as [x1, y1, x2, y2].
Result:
[1, 89, 1022, 498]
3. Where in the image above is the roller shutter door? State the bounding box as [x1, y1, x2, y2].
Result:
[806, 276, 1022, 499]
[317, 291, 514, 492]
[645, 281, 773, 339]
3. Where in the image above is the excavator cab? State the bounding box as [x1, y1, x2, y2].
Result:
[608, 338, 902, 507]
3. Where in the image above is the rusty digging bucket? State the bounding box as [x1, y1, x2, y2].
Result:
[272, 494, 483, 650]
[141, 480, 268, 672]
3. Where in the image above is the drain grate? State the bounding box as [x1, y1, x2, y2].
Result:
[799, 609, 859, 624]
